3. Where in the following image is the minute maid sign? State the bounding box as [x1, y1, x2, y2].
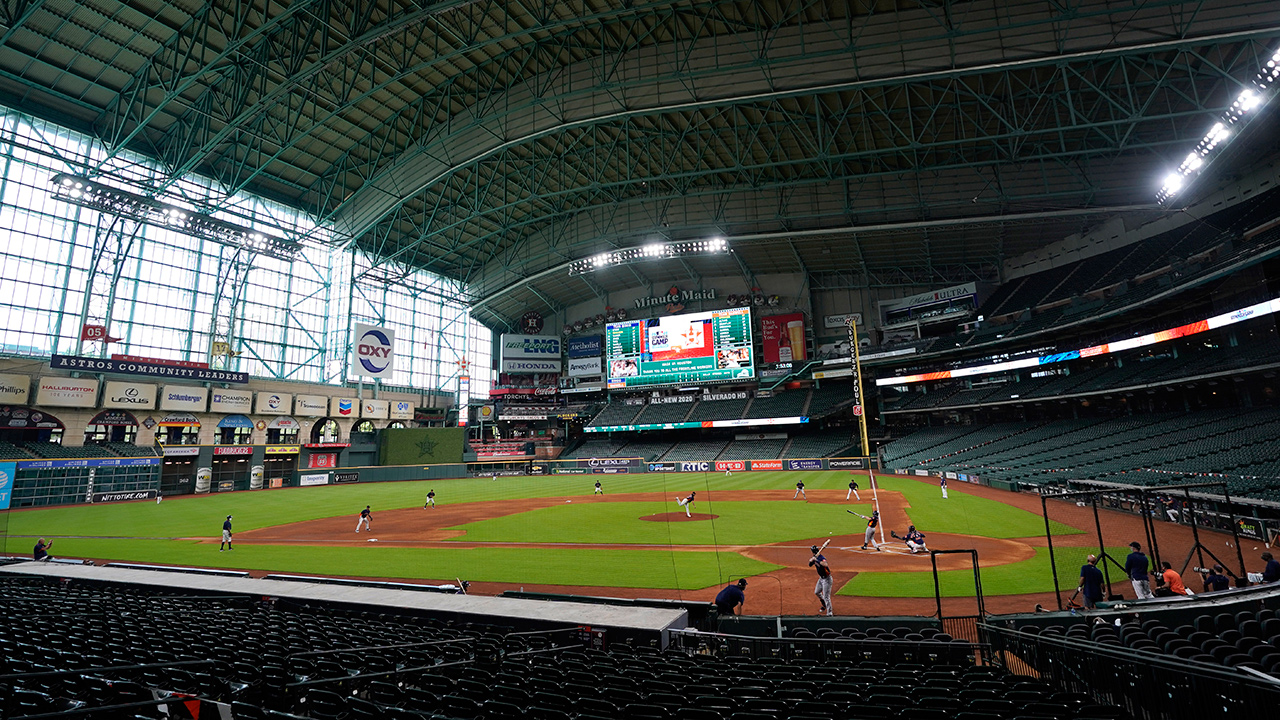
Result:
[635, 285, 717, 309]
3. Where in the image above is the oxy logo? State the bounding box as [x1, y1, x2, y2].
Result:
[267, 394, 282, 410]
[338, 400, 354, 416]
[357, 328, 393, 374]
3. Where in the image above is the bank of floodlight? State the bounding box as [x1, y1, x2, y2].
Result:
[1158, 45, 1280, 203]
[50, 174, 301, 261]
[567, 237, 730, 275]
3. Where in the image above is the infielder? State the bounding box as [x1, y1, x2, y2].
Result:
[594, 481, 603, 495]
[793, 480, 806, 500]
[892, 525, 928, 554]
[424, 490, 436, 508]
[940, 477, 948, 499]
[356, 505, 372, 532]
[847, 476, 860, 501]
[809, 543, 833, 616]
[676, 491, 696, 517]
[220, 516, 233, 551]
[848, 509, 882, 551]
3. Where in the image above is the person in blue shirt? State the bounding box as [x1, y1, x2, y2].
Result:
[220, 516, 233, 551]
[714, 578, 747, 615]
[1078, 554, 1104, 609]
[1202, 565, 1230, 592]
[1124, 542, 1152, 599]
[33, 538, 52, 562]
[1262, 552, 1280, 584]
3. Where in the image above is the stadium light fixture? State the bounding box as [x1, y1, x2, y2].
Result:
[50, 174, 301, 261]
[567, 236, 731, 276]
[1158, 45, 1280, 203]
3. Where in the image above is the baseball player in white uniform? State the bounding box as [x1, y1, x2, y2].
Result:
[940, 477, 949, 499]
[676, 491, 696, 517]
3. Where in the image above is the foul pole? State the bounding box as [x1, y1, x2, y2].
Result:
[847, 316, 885, 543]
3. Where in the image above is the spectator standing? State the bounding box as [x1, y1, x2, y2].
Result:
[1078, 555, 1105, 609]
[1203, 565, 1230, 592]
[1125, 542, 1153, 599]
[714, 578, 748, 615]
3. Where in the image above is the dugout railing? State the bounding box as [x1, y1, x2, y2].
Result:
[979, 622, 1280, 716]
[667, 627, 984, 665]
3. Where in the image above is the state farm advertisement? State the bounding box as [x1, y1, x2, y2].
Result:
[761, 313, 807, 363]
[749, 459, 784, 470]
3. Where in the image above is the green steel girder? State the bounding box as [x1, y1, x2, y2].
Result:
[352, 38, 1275, 284]
[322, 4, 1277, 247]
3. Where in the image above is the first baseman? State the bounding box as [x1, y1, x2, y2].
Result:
[220, 515, 233, 551]
[793, 480, 806, 500]
[676, 491, 696, 517]
[809, 545, 833, 616]
[356, 505, 372, 532]
[848, 509, 882, 551]
[847, 475, 860, 501]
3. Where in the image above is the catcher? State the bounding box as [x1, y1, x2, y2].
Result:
[892, 525, 928, 554]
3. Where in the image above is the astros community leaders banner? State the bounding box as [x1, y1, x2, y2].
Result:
[350, 322, 396, 379]
[51, 354, 248, 383]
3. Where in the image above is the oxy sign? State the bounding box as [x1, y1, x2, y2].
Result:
[350, 323, 396, 379]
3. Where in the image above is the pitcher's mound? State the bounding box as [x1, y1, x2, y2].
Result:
[641, 512, 720, 522]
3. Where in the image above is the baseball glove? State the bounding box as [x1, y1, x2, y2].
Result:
[890, 531, 902, 540]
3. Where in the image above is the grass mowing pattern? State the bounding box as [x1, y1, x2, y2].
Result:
[44, 538, 776, 590]
[3, 470, 1088, 593]
[837, 546, 1129, 597]
[445, 500, 877, 545]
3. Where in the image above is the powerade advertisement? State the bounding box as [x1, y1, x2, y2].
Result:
[605, 307, 754, 389]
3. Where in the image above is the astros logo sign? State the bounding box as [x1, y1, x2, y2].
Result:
[357, 328, 393, 374]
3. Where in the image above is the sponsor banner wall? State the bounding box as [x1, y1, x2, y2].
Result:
[716, 461, 746, 472]
[0, 461, 13, 509]
[592, 467, 632, 474]
[333, 471, 360, 484]
[92, 489, 157, 503]
[650, 394, 696, 404]
[330, 396, 358, 417]
[103, 381, 156, 410]
[679, 461, 710, 472]
[552, 467, 589, 474]
[158, 412, 200, 427]
[879, 282, 976, 314]
[295, 394, 328, 416]
[299, 473, 329, 486]
[264, 446, 300, 455]
[827, 458, 867, 470]
[567, 356, 602, 377]
[945, 471, 958, 480]
[162, 446, 201, 456]
[500, 334, 562, 359]
[567, 335, 603, 358]
[501, 358, 562, 374]
[702, 390, 749, 401]
[761, 312, 807, 363]
[36, 377, 98, 407]
[255, 392, 291, 415]
[389, 400, 413, 420]
[914, 469, 930, 476]
[18, 457, 159, 469]
[786, 459, 824, 471]
[209, 389, 252, 413]
[267, 416, 298, 430]
[361, 399, 389, 419]
[823, 313, 863, 329]
[647, 462, 679, 472]
[0, 373, 30, 404]
[89, 410, 137, 426]
[51, 354, 248, 383]
[351, 323, 396, 379]
[749, 459, 784, 471]
[577, 457, 642, 469]
[214, 446, 253, 456]
[160, 386, 209, 411]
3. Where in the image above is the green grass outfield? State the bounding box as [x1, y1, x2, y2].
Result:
[2, 471, 1081, 593]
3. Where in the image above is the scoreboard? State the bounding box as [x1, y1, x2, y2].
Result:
[605, 307, 754, 389]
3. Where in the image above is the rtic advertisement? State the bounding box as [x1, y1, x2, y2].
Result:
[680, 462, 710, 472]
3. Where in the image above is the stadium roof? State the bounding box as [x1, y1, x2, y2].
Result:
[4, 0, 1279, 329]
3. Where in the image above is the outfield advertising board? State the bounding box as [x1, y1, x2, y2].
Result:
[828, 458, 867, 470]
[787, 459, 824, 471]
[715, 461, 746, 472]
[299, 473, 329, 486]
[749, 459, 784, 470]
[92, 489, 157, 503]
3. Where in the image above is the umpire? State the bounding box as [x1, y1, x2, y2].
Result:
[714, 578, 748, 615]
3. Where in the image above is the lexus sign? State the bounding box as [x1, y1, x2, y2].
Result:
[350, 322, 396, 379]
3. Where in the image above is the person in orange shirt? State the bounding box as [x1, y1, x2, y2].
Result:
[1159, 561, 1189, 595]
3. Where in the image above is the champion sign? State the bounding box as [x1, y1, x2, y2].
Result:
[350, 323, 396, 379]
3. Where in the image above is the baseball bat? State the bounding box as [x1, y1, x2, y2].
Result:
[1066, 589, 1080, 608]
[818, 538, 832, 553]
[846, 510, 867, 518]
[456, 577, 465, 594]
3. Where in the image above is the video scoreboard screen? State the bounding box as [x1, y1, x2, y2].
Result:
[605, 307, 754, 389]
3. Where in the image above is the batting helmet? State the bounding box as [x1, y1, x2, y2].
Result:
[810, 545, 820, 553]
[908, 525, 915, 532]
[872, 510, 879, 517]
